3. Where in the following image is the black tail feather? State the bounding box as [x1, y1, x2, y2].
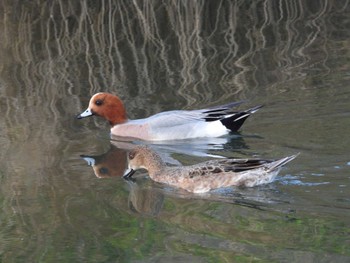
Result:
[220, 105, 262, 132]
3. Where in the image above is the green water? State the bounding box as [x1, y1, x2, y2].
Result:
[0, 1, 349, 262]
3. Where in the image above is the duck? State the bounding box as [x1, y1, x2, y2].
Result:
[76, 92, 262, 141]
[123, 146, 298, 193]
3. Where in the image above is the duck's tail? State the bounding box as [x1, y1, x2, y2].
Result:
[220, 105, 263, 132]
[266, 153, 300, 172]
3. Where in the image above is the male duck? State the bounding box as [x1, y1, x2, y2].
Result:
[77, 92, 261, 141]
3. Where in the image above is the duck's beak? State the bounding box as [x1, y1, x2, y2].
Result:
[81, 155, 96, 166]
[123, 168, 135, 178]
[77, 108, 93, 119]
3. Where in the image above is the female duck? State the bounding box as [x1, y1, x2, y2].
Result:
[77, 92, 261, 141]
[123, 146, 298, 193]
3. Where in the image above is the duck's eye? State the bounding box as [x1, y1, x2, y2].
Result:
[129, 152, 135, 160]
[95, 99, 103, 106]
[99, 167, 109, 174]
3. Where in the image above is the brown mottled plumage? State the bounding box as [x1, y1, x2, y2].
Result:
[124, 146, 298, 193]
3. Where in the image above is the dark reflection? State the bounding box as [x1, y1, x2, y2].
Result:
[124, 175, 293, 217]
[2, 0, 348, 119]
[126, 179, 165, 217]
[124, 171, 292, 217]
[112, 133, 250, 159]
[81, 145, 128, 178]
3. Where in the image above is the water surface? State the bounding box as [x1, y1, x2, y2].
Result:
[0, 1, 349, 262]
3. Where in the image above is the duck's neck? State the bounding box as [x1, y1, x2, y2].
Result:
[105, 99, 127, 126]
[146, 153, 167, 179]
[108, 114, 127, 126]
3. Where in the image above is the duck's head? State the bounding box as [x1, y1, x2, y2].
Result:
[77, 92, 127, 126]
[123, 145, 165, 178]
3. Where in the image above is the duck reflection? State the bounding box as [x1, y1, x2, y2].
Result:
[111, 133, 251, 160]
[125, 179, 164, 216]
[81, 145, 128, 178]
